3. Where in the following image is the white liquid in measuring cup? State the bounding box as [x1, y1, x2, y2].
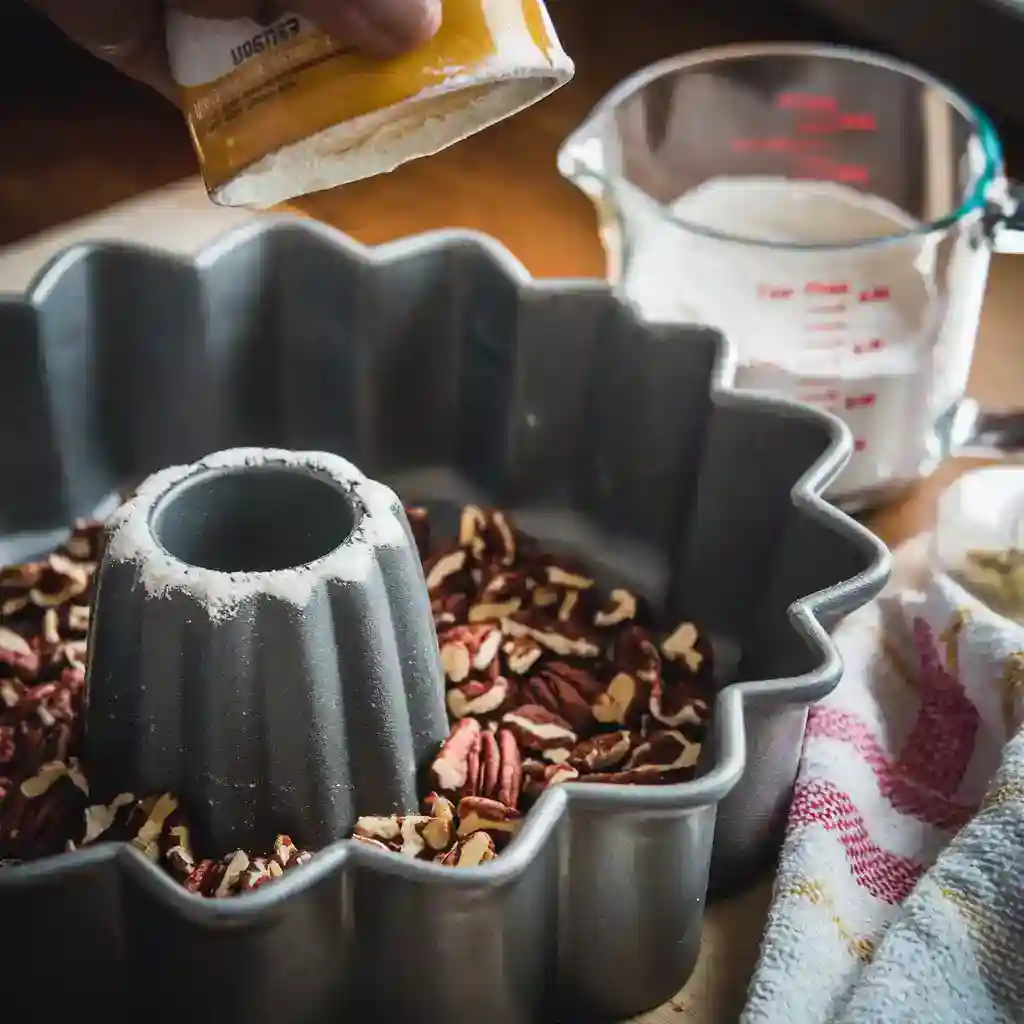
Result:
[621, 176, 956, 498]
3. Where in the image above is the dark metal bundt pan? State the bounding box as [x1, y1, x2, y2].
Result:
[0, 218, 890, 1023]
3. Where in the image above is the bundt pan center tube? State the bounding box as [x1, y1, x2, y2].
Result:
[0, 217, 891, 1023]
[85, 447, 448, 854]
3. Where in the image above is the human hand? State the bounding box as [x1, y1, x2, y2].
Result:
[25, 0, 442, 100]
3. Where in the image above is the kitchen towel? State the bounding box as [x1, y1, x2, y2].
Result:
[740, 544, 1024, 1024]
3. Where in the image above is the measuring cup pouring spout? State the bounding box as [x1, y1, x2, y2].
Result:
[558, 43, 1024, 512]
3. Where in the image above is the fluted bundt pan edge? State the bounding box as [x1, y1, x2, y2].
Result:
[0, 218, 891, 1023]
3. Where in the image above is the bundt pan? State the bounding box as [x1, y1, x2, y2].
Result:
[0, 217, 890, 1024]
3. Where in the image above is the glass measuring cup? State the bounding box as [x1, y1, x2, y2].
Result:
[558, 43, 1024, 511]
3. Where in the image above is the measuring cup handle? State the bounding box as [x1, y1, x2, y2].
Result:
[957, 403, 1024, 457]
[986, 179, 1024, 254]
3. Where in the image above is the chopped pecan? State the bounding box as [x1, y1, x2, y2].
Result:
[612, 626, 662, 685]
[625, 730, 701, 773]
[184, 859, 223, 896]
[0, 627, 40, 681]
[469, 598, 523, 624]
[61, 520, 106, 564]
[432, 591, 470, 628]
[580, 730, 701, 785]
[437, 830, 496, 867]
[502, 615, 602, 660]
[649, 684, 710, 730]
[458, 505, 490, 561]
[545, 565, 595, 591]
[521, 760, 580, 801]
[501, 704, 577, 755]
[20, 758, 89, 800]
[591, 672, 646, 729]
[423, 548, 468, 594]
[29, 554, 91, 608]
[0, 727, 14, 764]
[569, 731, 633, 773]
[446, 676, 512, 720]
[594, 588, 638, 628]
[237, 856, 282, 891]
[519, 663, 601, 735]
[661, 621, 711, 677]
[420, 793, 457, 852]
[429, 718, 482, 797]
[214, 850, 251, 897]
[353, 812, 448, 859]
[165, 822, 197, 880]
[503, 634, 544, 676]
[456, 796, 522, 847]
[81, 792, 136, 845]
[438, 624, 502, 684]
[129, 793, 179, 862]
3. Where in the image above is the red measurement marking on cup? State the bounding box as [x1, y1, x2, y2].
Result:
[776, 92, 838, 112]
[806, 322, 849, 332]
[859, 286, 891, 303]
[805, 281, 850, 296]
[795, 112, 879, 135]
[854, 439, 868, 452]
[853, 338, 886, 355]
[845, 393, 877, 410]
[809, 303, 848, 314]
[757, 284, 795, 300]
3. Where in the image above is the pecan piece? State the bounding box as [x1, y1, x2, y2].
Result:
[438, 624, 502, 684]
[456, 796, 522, 847]
[593, 588, 639, 628]
[649, 686, 710, 731]
[591, 672, 646, 729]
[0, 627, 40, 681]
[545, 565, 595, 591]
[502, 616, 602, 660]
[421, 793, 457, 852]
[446, 676, 512, 720]
[423, 548, 468, 594]
[624, 730, 701, 774]
[520, 663, 601, 735]
[493, 727, 523, 808]
[354, 813, 438, 859]
[661, 621, 712, 677]
[569, 731, 633, 773]
[521, 760, 580, 801]
[581, 730, 701, 786]
[612, 626, 662, 685]
[501, 704, 577, 756]
[437, 830, 496, 867]
[429, 718, 482, 797]
[503, 635, 544, 676]
[80, 792, 137, 845]
[432, 592, 470, 628]
[0, 727, 14, 765]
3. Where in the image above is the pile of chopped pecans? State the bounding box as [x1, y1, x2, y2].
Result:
[0, 505, 715, 891]
[0, 520, 313, 894]
[352, 506, 714, 866]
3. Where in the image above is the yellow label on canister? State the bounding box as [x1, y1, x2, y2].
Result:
[166, 0, 574, 208]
